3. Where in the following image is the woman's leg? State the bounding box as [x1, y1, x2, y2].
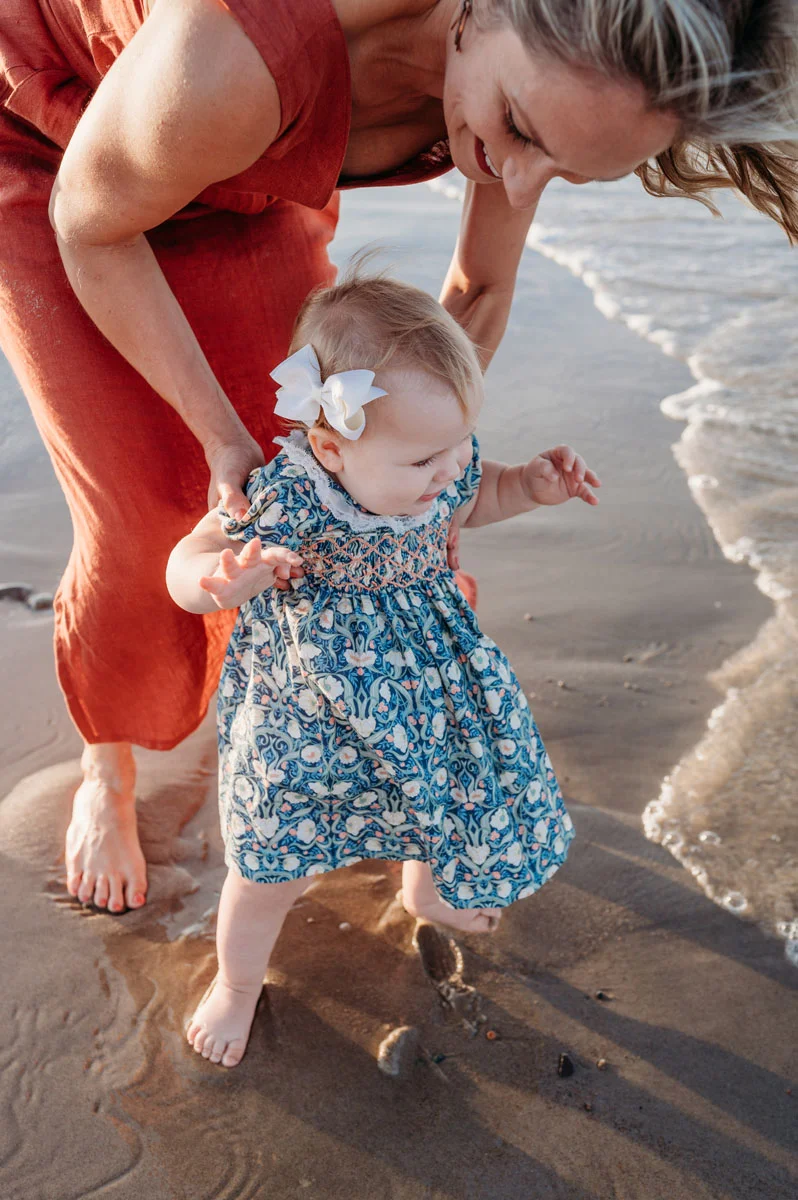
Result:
[401, 860, 502, 933]
[66, 743, 145, 911]
[0, 110, 338, 907]
[187, 870, 311, 1067]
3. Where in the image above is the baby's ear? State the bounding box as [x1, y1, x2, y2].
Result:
[307, 426, 345, 472]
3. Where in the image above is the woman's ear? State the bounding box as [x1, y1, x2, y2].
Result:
[307, 426, 345, 472]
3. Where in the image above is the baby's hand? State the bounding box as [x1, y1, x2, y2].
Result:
[522, 445, 601, 507]
[199, 540, 304, 609]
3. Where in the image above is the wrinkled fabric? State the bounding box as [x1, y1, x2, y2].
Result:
[217, 435, 574, 907]
[0, 0, 453, 747]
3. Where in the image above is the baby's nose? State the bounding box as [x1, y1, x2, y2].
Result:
[435, 456, 460, 483]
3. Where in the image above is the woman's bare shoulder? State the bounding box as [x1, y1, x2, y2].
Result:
[53, 0, 281, 242]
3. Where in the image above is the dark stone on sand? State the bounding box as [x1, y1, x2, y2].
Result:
[595, 990, 612, 1002]
[0, 582, 32, 604]
[557, 1053, 574, 1077]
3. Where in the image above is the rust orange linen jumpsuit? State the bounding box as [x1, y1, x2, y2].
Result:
[0, 0, 454, 748]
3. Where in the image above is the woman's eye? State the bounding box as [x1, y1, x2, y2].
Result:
[504, 109, 533, 146]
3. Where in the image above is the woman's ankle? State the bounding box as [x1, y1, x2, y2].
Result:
[79, 742, 136, 801]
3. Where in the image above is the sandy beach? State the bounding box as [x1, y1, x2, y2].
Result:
[1, 184, 796, 1199]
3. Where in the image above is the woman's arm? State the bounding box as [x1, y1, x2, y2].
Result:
[439, 180, 538, 371]
[49, 0, 280, 516]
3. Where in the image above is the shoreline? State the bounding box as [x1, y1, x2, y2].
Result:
[1, 184, 795, 1198]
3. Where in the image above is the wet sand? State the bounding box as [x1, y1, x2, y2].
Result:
[1, 186, 796, 1199]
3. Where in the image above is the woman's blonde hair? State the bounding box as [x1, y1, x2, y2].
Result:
[486, 0, 798, 240]
[285, 263, 483, 433]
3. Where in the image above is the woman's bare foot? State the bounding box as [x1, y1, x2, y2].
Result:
[65, 743, 147, 912]
[186, 976, 261, 1067]
[400, 861, 503, 934]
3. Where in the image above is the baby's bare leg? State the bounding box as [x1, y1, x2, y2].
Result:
[187, 870, 310, 1067]
[401, 860, 502, 934]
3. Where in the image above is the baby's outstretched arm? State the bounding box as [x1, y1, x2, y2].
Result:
[463, 445, 601, 528]
[166, 509, 303, 614]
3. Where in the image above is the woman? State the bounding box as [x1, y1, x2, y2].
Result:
[1, 0, 795, 913]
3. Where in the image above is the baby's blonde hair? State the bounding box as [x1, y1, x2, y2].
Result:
[285, 263, 483, 433]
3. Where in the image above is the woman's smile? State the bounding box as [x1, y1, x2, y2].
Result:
[474, 136, 501, 179]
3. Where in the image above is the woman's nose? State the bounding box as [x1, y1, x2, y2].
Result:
[502, 156, 554, 211]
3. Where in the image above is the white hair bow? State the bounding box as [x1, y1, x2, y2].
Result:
[271, 344, 386, 440]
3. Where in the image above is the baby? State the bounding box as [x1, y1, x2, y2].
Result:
[167, 268, 600, 1067]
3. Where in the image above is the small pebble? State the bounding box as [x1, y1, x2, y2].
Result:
[26, 591, 54, 611]
[338, 921, 351, 932]
[523, 612, 534, 622]
[584, 1102, 593, 1112]
[527, 691, 537, 700]
[622, 653, 634, 663]
[595, 990, 612, 1002]
[557, 1052, 574, 1077]
[432, 1053, 447, 1064]
[557, 680, 567, 689]
[306, 917, 315, 923]
[485, 1029, 500, 1041]
[596, 1058, 608, 1071]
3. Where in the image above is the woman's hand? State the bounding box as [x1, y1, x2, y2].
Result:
[522, 445, 601, 507]
[205, 435, 266, 518]
[199, 539, 304, 609]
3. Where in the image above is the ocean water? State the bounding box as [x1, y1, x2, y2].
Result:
[430, 174, 798, 963]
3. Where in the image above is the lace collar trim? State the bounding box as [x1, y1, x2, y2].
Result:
[274, 433, 448, 535]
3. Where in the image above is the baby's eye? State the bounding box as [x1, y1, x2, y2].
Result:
[413, 455, 435, 468]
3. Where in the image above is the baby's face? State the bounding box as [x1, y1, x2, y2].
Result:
[311, 366, 481, 517]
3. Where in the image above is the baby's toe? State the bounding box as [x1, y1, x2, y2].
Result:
[222, 1041, 246, 1068]
[207, 1040, 225, 1065]
[191, 1027, 209, 1056]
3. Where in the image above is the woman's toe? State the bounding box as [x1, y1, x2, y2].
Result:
[77, 874, 96, 905]
[108, 874, 125, 913]
[93, 874, 110, 909]
[66, 871, 82, 898]
[125, 878, 147, 910]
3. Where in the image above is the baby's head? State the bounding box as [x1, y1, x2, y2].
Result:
[276, 268, 484, 517]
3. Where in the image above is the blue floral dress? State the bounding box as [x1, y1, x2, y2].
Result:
[217, 432, 574, 908]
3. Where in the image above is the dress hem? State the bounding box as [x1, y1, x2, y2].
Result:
[223, 841, 573, 909]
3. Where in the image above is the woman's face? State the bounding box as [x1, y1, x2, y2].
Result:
[443, 23, 680, 209]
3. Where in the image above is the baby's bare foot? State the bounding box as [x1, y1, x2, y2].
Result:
[66, 745, 147, 913]
[186, 976, 261, 1068]
[399, 889, 502, 934]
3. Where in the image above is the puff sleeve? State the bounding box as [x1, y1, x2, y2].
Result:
[452, 434, 483, 510]
[219, 459, 317, 550]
